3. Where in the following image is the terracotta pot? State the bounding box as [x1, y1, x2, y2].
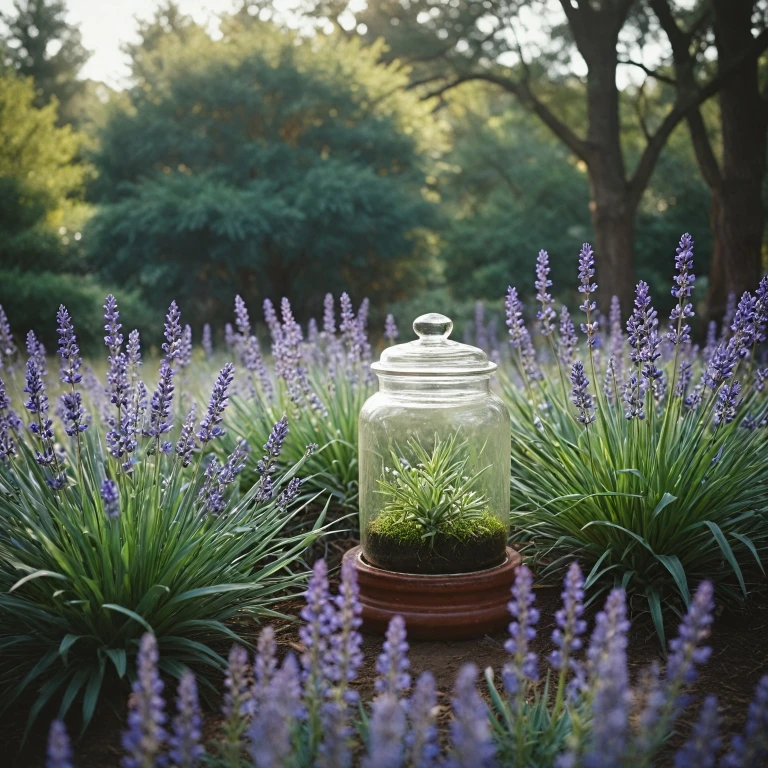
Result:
[343, 545, 522, 640]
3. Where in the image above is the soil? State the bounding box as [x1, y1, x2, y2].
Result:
[364, 523, 508, 574]
[3, 576, 767, 767]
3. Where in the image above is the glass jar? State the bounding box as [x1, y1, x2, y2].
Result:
[359, 313, 510, 575]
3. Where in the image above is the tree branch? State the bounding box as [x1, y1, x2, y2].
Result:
[618, 57, 677, 86]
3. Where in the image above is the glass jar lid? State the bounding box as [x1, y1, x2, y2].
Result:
[371, 313, 497, 377]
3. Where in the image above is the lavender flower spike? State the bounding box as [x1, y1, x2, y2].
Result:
[446, 664, 496, 768]
[384, 313, 399, 344]
[674, 695, 720, 768]
[146, 361, 174, 439]
[570, 361, 595, 426]
[252, 626, 277, 716]
[162, 301, 182, 362]
[104, 294, 123, 356]
[234, 295, 251, 338]
[405, 672, 439, 768]
[627, 280, 662, 385]
[0, 376, 17, 460]
[101, 478, 120, 519]
[586, 588, 629, 681]
[722, 675, 768, 768]
[299, 559, 335, 702]
[0, 304, 16, 364]
[122, 633, 167, 768]
[176, 404, 198, 467]
[57, 306, 82, 386]
[222, 644, 251, 721]
[362, 693, 407, 768]
[197, 363, 234, 444]
[202, 323, 213, 358]
[666, 580, 714, 690]
[376, 615, 411, 696]
[669, 233, 695, 346]
[505, 286, 526, 348]
[535, 249, 557, 336]
[559, 306, 577, 367]
[578, 243, 599, 346]
[503, 564, 539, 697]
[714, 380, 742, 426]
[47, 719, 73, 768]
[549, 562, 587, 693]
[169, 670, 204, 767]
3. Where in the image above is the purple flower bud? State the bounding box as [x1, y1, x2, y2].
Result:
[446, 664, 496, 768]
[505, 286, 526, 348]
[376, 615, 410, 696]
[178, 325, 192, 368]
[146, 361, 174, 438]
[169, 670, 204, 767]
[406, 672, 439, 768]
[668, 234, 696, 346]
[47, 719, 73, 768]
[570, 361, 595, 426]
[587, 589, 629, 682]
[222, 644, 252, 721]
[255, 416, 288, 501]
[503, 564, 539, 697]
[722, 675, 768, 768]
[384, 313, 399, 344]
[251, 626, 277, 716]
[730, 292, 759, 358]
[24, 357, 56, 468]
[57, 306, 82, 386]
[224, 323, 235, 348]
[0, 376, 17, 460]
[559, 305, 577, 367]
[714, 380, 742, 426]
[549, 562, 587, 694]
[126, 330, 142, 384]
[0, 304, 17, 365]
[234, 295, 251, 338]
[202, 324, 213, 358]
[323, 293, 336, 337]
[101, 478, 120, 519]
[277, 477, 302, 507]
[363, 694, 406, 768]
[705, 344, 736, 390]
[104, 294, 123, 357]
[197, 363, 233, 444]
[122, 633, 167, 768]
[666, 581, 714, 689]
[162, 301, 182, 362]
[176, 404, 198, 467]
[578, 243, 599, 346]
[627, 281, 662, 384]
[535, 250, 557, 336]
[674, 695, 720, 768]
[300, 559, 335, 703]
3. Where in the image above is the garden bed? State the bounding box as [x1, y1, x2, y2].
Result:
[4, 582, 766, 767]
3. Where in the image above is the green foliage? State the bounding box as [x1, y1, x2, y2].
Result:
[0, 0, 90, 124]
[87, 19, 441, 330]
[0, 399, 328, 736]
[375, 434, 491, 540]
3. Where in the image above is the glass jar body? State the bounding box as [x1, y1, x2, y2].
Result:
[359, 374, 510, 575]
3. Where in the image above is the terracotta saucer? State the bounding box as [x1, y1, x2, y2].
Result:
[343, 545, 522, 640]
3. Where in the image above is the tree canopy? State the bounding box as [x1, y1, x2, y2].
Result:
[86, 18, 443, 330]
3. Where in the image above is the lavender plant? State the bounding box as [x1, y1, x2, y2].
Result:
[501, 234, 768, 642]
[0, 297, 331, 735]
[45, 558, 768, 768]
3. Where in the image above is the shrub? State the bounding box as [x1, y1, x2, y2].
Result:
[0, 296, 329, 735]
[46, 559, 768, 767]
[501, 237, 768, 642]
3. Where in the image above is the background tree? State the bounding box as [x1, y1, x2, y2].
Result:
[86, 18, 442, 330]
[306, 0, 768, 311]
[0, 0, 90, 125]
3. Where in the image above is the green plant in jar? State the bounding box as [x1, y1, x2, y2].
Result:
[365, 434, 507, 574]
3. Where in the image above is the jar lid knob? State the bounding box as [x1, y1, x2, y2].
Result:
[413, 313, 453, 340]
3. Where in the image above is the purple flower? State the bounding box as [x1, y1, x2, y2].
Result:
[570, 361, 595, 426]
[446, 664, 496, 768]
[406, 672, 439, 768]
[362, 693, 406, 768]
[146, 361, 174, 438]
[666, 581, 714, 690]
[104, 294, 123, 357]
[714, 380, 742, 426]
[234, 295, 251, 338]
[318, 700, 352, 768]
[300, 559, 335, 703]
[755, 275, 768, 344]
[178, 325, 192, 368]
[46, 719, 73, 768]
[627, 281, 662, 384]
[376, 615, 410, 696]
[248, 654, 302, 768]
[722, 675, 768, 768]
[169, 670, 204, 767]
[669, 233, 696, 346]
[61, 391, 87, 438]
[251, 626, 277, 716]
[57, 306, 82, 386]
[122, 633, 167, 768]
[323, 293, 336, 337]
[729, 292, 759, 358]
[106, 352, 129, 414]
[521, 329, 542, 381]
[176, 404, 198, 467]
[578, 243, 599, 346]
[549, 562, 587, 694]
[224, 323, 235, 348]
[277, 476, 303, 509]
[27, 330, 47, 378]
[0, 304, 16, 365]
[101, 478, 120, 519]
[197, 363, 233, 444]
[222, 644, 251, 721]
[255, 416, 288, 501]
[503, 564, 539, 697]
[0, 376, 17, 460]
[705, 344, 736, 390]
[384, 313, 399, 344]
[24, 357, 55, 467]
[674, 360, 693, 399]
[535, 250, 557, 336]
[202, 323, 213, 358]
[162, 301, 182, 362]
[559, 306, 577, 367]
[586, 589, 629, 681]
[505, 286, 526, 348]
[126, 330, 142, 384]
[674, 695, 720, 768]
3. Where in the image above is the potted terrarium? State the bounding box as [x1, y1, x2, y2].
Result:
[344, 313, 520, 639]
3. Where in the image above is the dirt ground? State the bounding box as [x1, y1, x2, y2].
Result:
[3, 580, 768, 767]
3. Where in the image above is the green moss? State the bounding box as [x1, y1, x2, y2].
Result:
[368, 510, 506, 545]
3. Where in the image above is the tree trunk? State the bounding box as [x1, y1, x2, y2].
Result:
[710, 0, 767, 306]
[583, 28, 636, 311]
[705, 191, 729, 322]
